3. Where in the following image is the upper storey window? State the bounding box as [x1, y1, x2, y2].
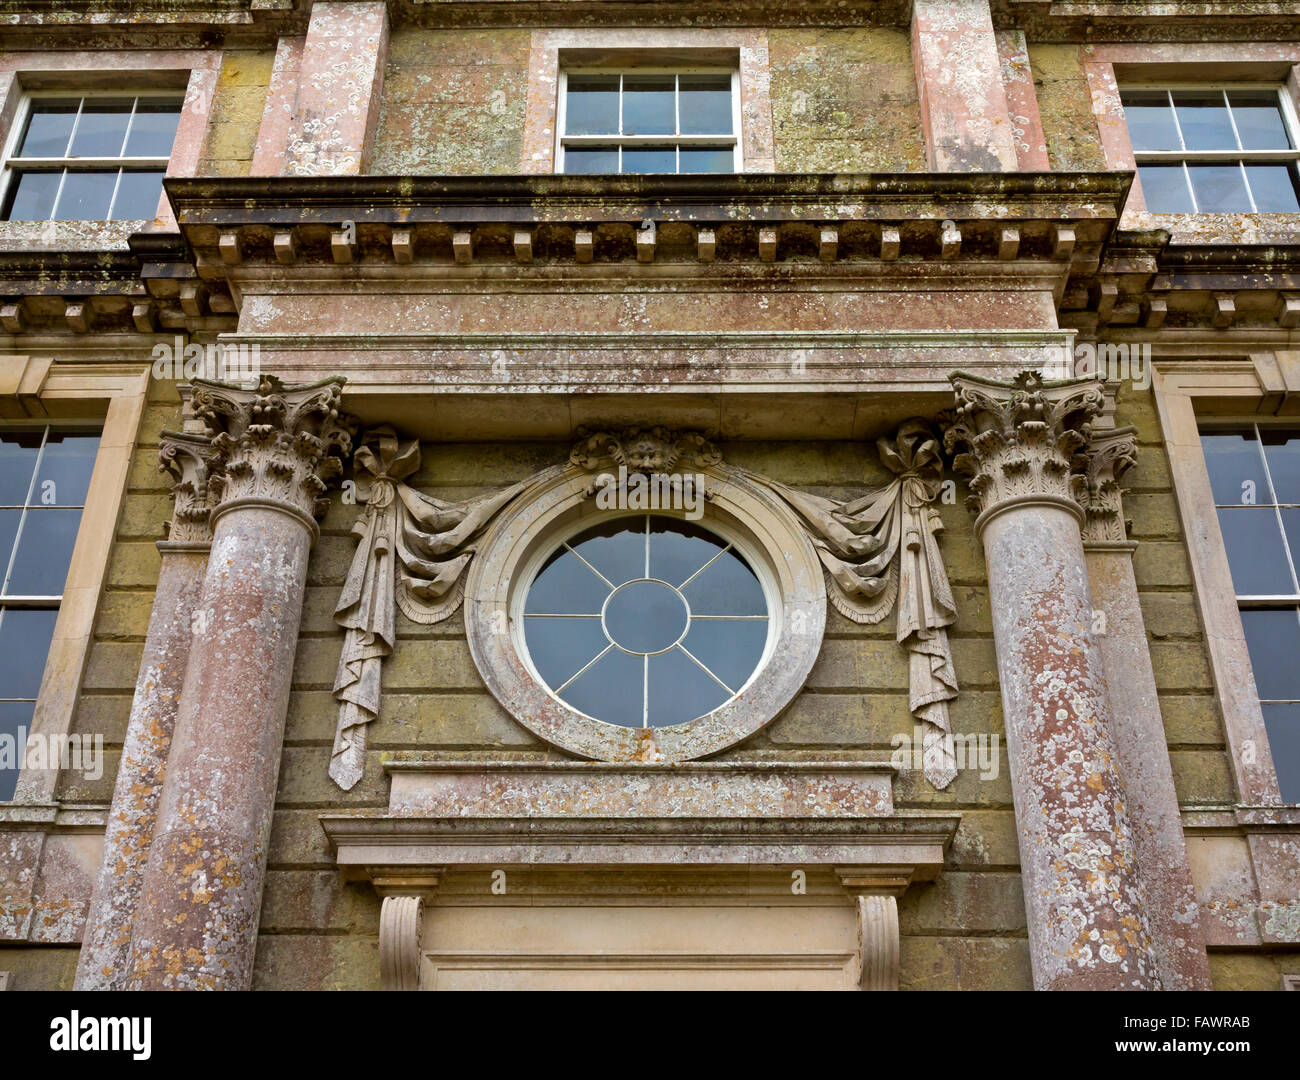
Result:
[1, 93, 183, 222]
[557, 70, 739, 174]
[1120, 87, 1300, 213]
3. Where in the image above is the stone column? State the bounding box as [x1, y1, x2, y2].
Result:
[285, 1, 390, 176]
[945, 371, 1157, 990]
[127, 376, 350, 991]
[911, 0, 1020, 172]
[1081, 427, 1213, 990]
[75, 424, 218, 990]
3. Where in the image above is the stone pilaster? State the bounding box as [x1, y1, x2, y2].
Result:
[285, 1, 390, 176]
[127, 375, 350, 991]
[945, 371, 1157, 990]
[76, 411, 220, 990]
[911, 0, 1020, 172]
[1081, 426, 1213, 990]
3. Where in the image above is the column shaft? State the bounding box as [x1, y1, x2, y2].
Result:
[77, 428, 217, 991]
[947, 371, 1158, 989]
[1083, 428, 1211, 989]
[75, 546, 207, 989]
[126, 376, 349, 990]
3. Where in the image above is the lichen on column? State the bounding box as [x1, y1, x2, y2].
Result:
[126, 375, 351, 991]
[75, 418, 219, 991]
[945, 370, 1158, 990]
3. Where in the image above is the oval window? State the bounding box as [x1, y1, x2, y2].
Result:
[521, 514, 771, 728]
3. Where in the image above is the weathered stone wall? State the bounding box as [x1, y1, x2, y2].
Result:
[1116, 389, 1234, 809]
[370, 29, 531, 174]
[769, 29, 925, 172]
[368, 27, 924, 175]
[197, 49, 276, 178]
[1028, 44, 1107, 171]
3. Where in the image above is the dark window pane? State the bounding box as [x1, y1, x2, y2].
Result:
[1137, 164, 1195, 213]
[1217, 507, 1296, 596]
[1188, 163, 1252, 212]
[604, 579, 688, 654]
[682, 548, 766, 615]
[34, 433, 99, 506]
[569, 519, 645, 587]
[647, 646, 730, 726]
[6, 508, 82, 596]
[68, 99, 132, 157]
[525, 547, 609, 614]
[679, 75, 732, 135]
[1283, 510, 1300, 579]
[1258, 701, 1300, 800]
[564, 146, 619, 174]
[0, 511, 20, 574]
[53, 170, 115, 220]
[1245, 164, 1300, 213]
[0, 700, 36, 801]
[0, 431, 42, 505]
[1241, 609, 1300, 701]
[649, 518, 727, 588]
[523, 616, 608, 690]
[559, 646, 643, 726]
[1202, 430, 1270, 505]
[621, 75, 675, 135]
[1262, 432, 1300, 505]
[1121, 91, 1181, 151]
[1228, 91, 1292, 151]
[123, 101, 182, 157]
[622, 146, 676, 173]
[681, 618, 767, 693]
[109, 169, 164, 221]
[679, 146, 734, 173]
[1262, 703, 1300, 802]
[18, 103, 77, 157]
[564, 75, 620, 135]
[1174, 91, 1237, 150]
[4, 170, 62, 221]
[0, 609, 58, 699]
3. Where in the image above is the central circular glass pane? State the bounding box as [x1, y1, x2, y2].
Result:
[603, 579, 688, 654]
[521, 514, 771, 729]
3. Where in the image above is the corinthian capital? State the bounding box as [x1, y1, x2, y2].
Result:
[1080, 426, 1139, 546]
[158, 431, 222, 544]
[190, 374, 353, 533]
[944, 370, 1105, 530]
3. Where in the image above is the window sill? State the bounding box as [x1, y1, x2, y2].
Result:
[1121, 209, 1300, 245]
[0, 218, 155, 252]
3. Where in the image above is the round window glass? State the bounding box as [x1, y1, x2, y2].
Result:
[521, 514, 771, 728]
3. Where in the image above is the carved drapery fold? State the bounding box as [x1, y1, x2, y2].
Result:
[741, 420, 959, 788]
[330, 426, 530, 790]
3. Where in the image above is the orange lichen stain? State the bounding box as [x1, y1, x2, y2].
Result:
[1086, 772, 1105, 791]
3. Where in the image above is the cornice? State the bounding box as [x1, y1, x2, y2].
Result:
[992, 0, 1300, 42]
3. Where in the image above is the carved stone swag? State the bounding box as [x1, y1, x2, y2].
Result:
[330, 421, 961, 790]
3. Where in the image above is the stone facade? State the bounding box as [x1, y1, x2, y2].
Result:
[0, 0, 1297, 991]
